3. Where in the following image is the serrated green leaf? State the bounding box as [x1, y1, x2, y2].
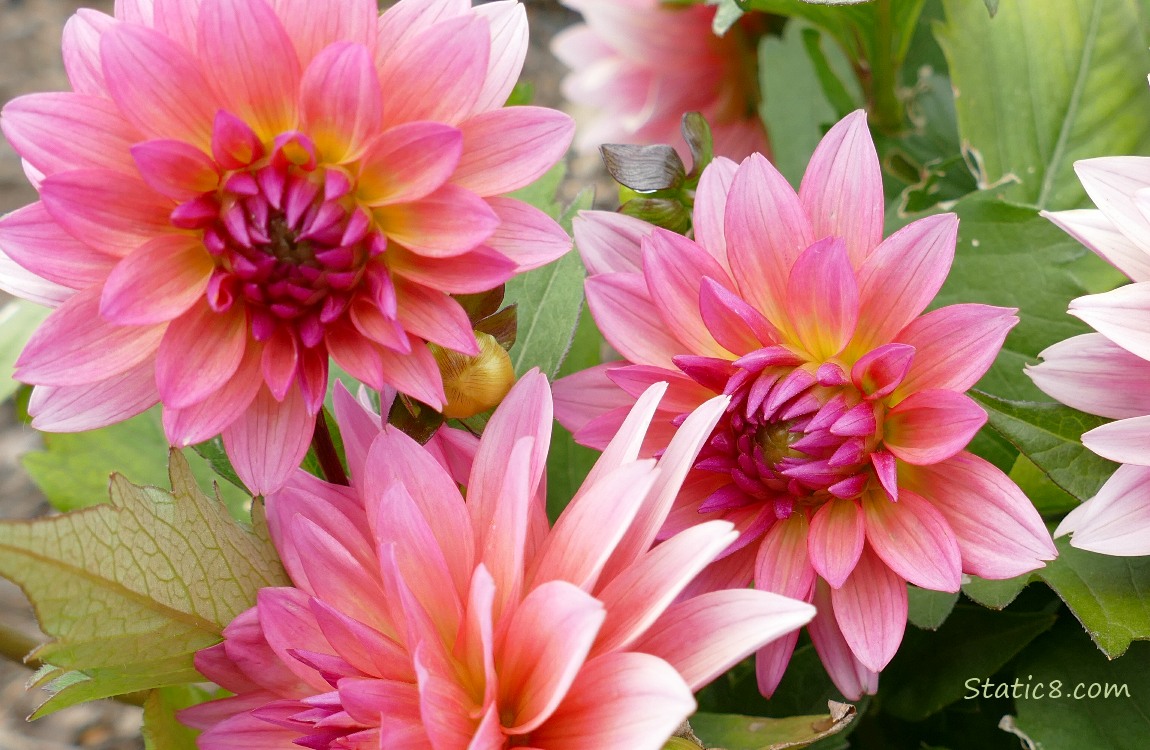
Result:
[963, 573, 1033, 610]
[935, 0, 1150, 210]
[22, 406, 251, 518]
[1014, 617, 1150, 749]
[1009, 454, 1081, 516]
[1035, 536, 1150, 658]
[690, 702, 856, 750]
[908, 586, 959, 630]
[0, 452, 288, 713]
[0, 299, 48, 403]
[971, 391, 1118, 504]
[142, 684, 212, 750]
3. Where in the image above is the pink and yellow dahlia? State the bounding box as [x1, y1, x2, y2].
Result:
[552, 0, 767, 161]
[554, 111, 1057, 699]
[1029, 155, 1150, 556]
[0, 0, 573, 494]
[180, 371, 815, 749]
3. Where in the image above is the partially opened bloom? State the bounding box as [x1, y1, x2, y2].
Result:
[1029, 154, 1150, 556]
[553, 0, 767, 160]
[554, 111, 1057, 699]
[181, 371, 815, 749]
[0, 0, 573, 494]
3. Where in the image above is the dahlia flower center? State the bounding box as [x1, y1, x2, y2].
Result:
[170, 130, 384, 348]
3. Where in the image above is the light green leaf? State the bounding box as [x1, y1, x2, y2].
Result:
[22, 406, 251, 517]
[971, 391, 1118, 504]
[1035, 536, 1150, 658]
[31, 657, 203, 719]
[0, 452, 288, 715]
[962, 573, 1033, 610]
[0, 299, 48, 403]
[908, 586, 959, 630]
[142, 684, 213, 750]
[1014, 617, 1150, 749]
[935, 0, 1150, 210]
[690, 702, 856, 750]
[1008, 454, 1081, 516]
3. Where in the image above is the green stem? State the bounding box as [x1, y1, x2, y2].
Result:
[311, 411, 349, 486]
[869, 0, 903, 134]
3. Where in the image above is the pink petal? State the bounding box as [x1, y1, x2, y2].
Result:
[692, 156, 739, 273]
[1074, 157, 1150, 261]
[28, 359, 157, 433]
[585, 273, 681, 369]
[756, 629, 802, 700]
[455, 566, 497, 710]
[1043, 208, 1150, 282]
[223, 384, 315, 495]
[453, 107, 574, 196]
[375, 0, 470, 59]
[552, 363, 634, 435]
[377, 14, 488, 128]
[1028, 333, 1150, 419]
[527, 653, 694, 750]
[724, 153, 814, 329]
[901, 452, 1057, 578]
[851, 343, 915, 399]
[62, 10, 115, 97]
[884, 390, 986, 465]
[573, 210, 651, 276]
[393, 278, 479, 355]
[1069, 281, 1150, 361]
[785, 237, 859, 359]
[39, 169, 174, 256]
[605, 365, 712, 413]
[198, 0, 301, 139]
[0, 202, 117, 290]
[331, 382, 381, 486]
[862, 489, 961, 592]
[482, 197, 572, 271]
[155, 300, 247, 408]
[807, 579, 878, 700]
[799, 110, 883, 265]
[357, 122, 463, 206]
[895, 304, 1018, 395]
[1058, 464, 1150, 556]
[854, 213, 958, 348]
[500, 581, 607, 734]
[254, 588, 338, 691]
[162, 344, 263, 445]
[830, 546, 907, 672]
[269, 0, 376, 66]
[634, 589, 815, 691]
[1, 93, 138, 177]
[473, 0, 529, 112]
[808, 497, 865, 588]
[0, 252, 70, 306]
[130, 139, 221, 201]
[113, 0, 152, 24]
[100, 23, 218, 147]
[389, 244, 516, 294]
[299, 42, 382, 163]
[754, 512, 817, 599]
[642, 229, 736, 358]
[15, 285, 165, 386]
[338, 678, 420, 728]
[1082, 414, 1150, 465]
[374, 184, 499, 258]
[101, 235, 213, 325]
[377, 336, 447, 410]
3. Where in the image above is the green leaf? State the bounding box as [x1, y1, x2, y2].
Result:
[970, 391, 1118, 504]
[0, 299, 48, 403]
[935, 0, 1150, 210]
[1035, 536, 1150, 658]
[142, 684, 213, 750]
[963, 573, 1034, 610]
[879, 605, 1056, 721]
[983, 0, 999, 16]
[690, 702, 856, 750]
[1013, 616, 1150, 749]
[1008, 454, 1082, 517]
[908, 586, 959, 630]
[22, 406, 252, 518]
[0, 452, 288, 715]
[935, 193, 1124, 401]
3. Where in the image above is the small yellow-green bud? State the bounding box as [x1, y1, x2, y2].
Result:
[432, 332, 516, 419]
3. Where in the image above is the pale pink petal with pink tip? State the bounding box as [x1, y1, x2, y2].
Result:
[1068, 282, 1150, 361]
[884, 390, 986, 465]
[101, 235, 213, 325]
[388, 244, 515, 294]
[1056, 465, 1150, 556]
[299, 42, 381, 163]
[151, 0, 204, 52]
[473, 0, 528, 112]
[28, 359, 157, 433]
[586, 273, 681, 369]
[0, 203, 117, 290]
[223, 385, 314, 496]
[896, 304, 1017, 395]
[270, 0, 376, 65]
[39, 169, 174, 257]
[1042, 208, 1150, 282]
[62, 10, 114, 97]
[1, 93, 138, 177]
[643, 229, 736, 358]
[808, 580, 878, 700]
[1028, 333, 1150, 419]
[375, 0, 469, 64]
[862, 490, 961, 592]
[0, 253, 70, 306]
[753, 513, 817, 697]
[374, 184, 499, 257]
[113, 0, 152, 24]
[830, 546, 906, 672]
[800, 110, 883, 265]
[453, 107, 574, 196]
[573, 210, 651, 275]
[481, 197, 572, 271]
[692, 156, 738, 272]
[605, 366, 712, 413]
[1081, 415, 1150, 466]
[903, 452, 1056, 578]
[356, 121, 462, 206]
[1074, 157, 1150, 257]
[552, 363, 635, 435]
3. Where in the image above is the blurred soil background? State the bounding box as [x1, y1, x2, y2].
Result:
[0, 0, 591, 746]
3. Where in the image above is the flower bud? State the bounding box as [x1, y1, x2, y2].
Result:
[432, 332, 516, 419]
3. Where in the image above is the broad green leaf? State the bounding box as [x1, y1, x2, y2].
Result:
[935, 193, 1123, 401]
[1035, 536, 1150, 658]
[907, 586, 959, 630]
[1009, 454, 1082, 517]
[142, 684, 213, 750]
[0, 299, 48, 403]
[971, 391, 1118, 504]
[31, 657, 202, 719]
[963, 573, 1033, 610]
[0, 452, 288, 715]
[879, 606, 1056, 721]
[690, 702, 856, 750]
[1014, 617, 1150, 749]
[935, 0, 1150, 210]
[21, 406, 251, 518]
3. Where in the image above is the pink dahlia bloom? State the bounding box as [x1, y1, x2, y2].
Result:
[0, 0, 573, 494]
[1029, 156, 1150, 556]
[180, 371, 815, 749]
[552, 0, 767, 161]
[554, 111, 1057, 699]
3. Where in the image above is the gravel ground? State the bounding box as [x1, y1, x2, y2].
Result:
[0, 0, 590, 747]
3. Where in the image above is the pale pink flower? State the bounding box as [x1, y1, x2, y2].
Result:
[0, 0, 573, 494]
[554, 111, 1057, 699]
[552, 0, 767, 161]
[1029, 156, 1150, 556]
[180, 371, 815, 749]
